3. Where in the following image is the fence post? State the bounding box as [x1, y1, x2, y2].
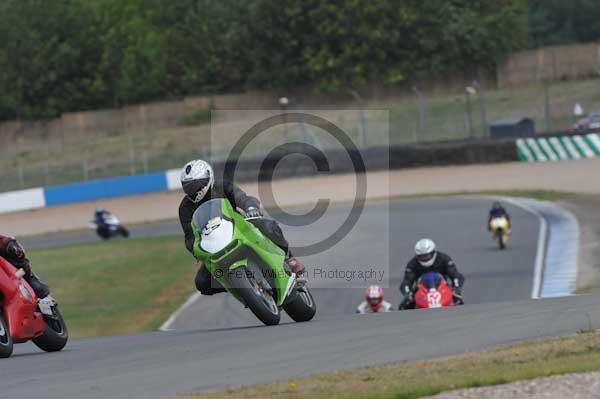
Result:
[465, 88, 474, 139]
[413, 86, 424, 142]
[142, 150, 149, 174]
[128, 133, 136, 175]
[18, 162, 25, 188]
[82, 159, 89, 181]
[348, 90, 367, 147]
[44, 137, 50, 185]
[295, 107, 323, 150]
[473, 80, 488, 137]
[544, 80, 552, 133]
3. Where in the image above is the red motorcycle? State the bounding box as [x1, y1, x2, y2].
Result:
[0, 257, 68, 358]
[414, 272, 457, 309]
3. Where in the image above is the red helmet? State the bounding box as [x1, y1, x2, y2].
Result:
[365, 285, 384, 312]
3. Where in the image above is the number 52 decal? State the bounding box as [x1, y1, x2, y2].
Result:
[427, 291, 442, 308]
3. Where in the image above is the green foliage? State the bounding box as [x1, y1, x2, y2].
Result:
[529, 0, 600, 47]
[0, 0, 529, 120]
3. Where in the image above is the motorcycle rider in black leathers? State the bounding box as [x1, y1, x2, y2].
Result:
[178, 159, 305, 295]
[488, 201, 511, 230]
[0, 235, 50, 299]
[398, 238, 465, 310]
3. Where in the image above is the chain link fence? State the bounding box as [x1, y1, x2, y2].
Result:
[2, 66, 600, 192]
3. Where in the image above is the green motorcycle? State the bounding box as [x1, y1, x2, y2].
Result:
[191, 198, 317, 325]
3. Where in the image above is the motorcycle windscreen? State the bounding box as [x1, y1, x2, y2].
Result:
[420, 272, 444, 290]
[191, 199, 228, 231]
[192, 199, 234, 253]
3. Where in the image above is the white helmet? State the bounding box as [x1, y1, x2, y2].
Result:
[415, 238, 437, 267]
[180, 160, 215, 203]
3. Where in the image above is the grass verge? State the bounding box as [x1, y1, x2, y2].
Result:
[176, 330, 600, 399]
[28, 236, 196, 338]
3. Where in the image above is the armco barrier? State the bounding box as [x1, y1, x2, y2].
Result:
[0, 139, 519, 214]
[517, 133, 600, 162]
[44, 172, 167, 206]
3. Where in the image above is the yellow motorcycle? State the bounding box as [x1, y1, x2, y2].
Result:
[489, 217, 510, 250]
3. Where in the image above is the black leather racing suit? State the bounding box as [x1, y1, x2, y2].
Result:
[398, 252, 465, 309]
[0, 235, 50, 298]
[178, 180, 290, 295]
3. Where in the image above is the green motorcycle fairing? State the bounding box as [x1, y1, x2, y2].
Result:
[191, 198, 293, 306]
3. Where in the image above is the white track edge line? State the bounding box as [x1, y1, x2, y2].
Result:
[159, 292, 202, 331]
[490, 196, 547, 299]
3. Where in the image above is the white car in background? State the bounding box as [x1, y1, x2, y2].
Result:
[574, 106, 600, 133]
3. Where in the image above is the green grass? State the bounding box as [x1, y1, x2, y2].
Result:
[176, 330, 600, 399]
[28, 236, 197, 338]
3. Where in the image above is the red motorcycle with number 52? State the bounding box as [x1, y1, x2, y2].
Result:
[414, 272, 456, 309]
[0, 257, 68, 358]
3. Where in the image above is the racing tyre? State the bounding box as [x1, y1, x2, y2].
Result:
[0, 314, 13, 358]
[97, 227, 110, 240]
[33, 307, 68, 352]
[234, 262, 280, 326]
[496, 229, 506, 250]
[284, 286, 316, 322]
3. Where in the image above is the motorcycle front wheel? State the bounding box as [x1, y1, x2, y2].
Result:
[233, 261, 280, 326]
[33, 307, 68, 352]
[496, 228, 506, 250]
[0, 314, 13, 358]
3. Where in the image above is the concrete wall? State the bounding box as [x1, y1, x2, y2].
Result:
[498, 43, 600, 88]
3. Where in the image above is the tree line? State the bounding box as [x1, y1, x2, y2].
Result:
[529, 0, 600, 48]
[0, 0, 530, 121]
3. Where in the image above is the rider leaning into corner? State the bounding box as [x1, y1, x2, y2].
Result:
[0, 235, 51, 300]
[488, 201, 511, 230]
[356, 285, 392, 314]
[178, 159, 306, 296]
[398, 238, 465, 310]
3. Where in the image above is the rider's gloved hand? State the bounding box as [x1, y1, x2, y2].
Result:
[245, 207, 262, 218]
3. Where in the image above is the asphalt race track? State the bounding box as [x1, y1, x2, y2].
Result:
[5, 197, 597, 399]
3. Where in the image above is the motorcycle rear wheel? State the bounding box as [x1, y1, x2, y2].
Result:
[33, 307, 68, 352]
[284, 286, 316, 322]
[0, 314, 13, 358]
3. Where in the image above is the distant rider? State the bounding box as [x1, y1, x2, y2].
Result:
[178, 159, 305, 295]
[0, 235, 50, 299]
[94, 207, 113, 225]
[398, 238, 465, 310]
[488, 201, 511, 230]
[356, 285, 392, 314]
